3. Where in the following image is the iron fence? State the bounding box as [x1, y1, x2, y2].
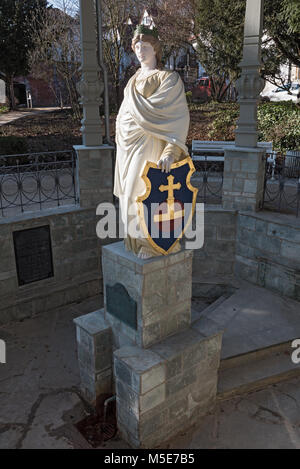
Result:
[0, 150, 79, 217]
[263, 151, 300, 217]
[192, 158, 224, 204]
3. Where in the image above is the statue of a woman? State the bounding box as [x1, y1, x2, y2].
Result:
[114, 25, 190, 259]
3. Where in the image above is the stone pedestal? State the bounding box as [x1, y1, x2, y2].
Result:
[74, 145, 114, 208]
[222, 146, 266, 212]
[102, 242, 193, 348]
[114, 331, 222, 448]
[74, 241, 223, 447]
[74, 311, 113, 404]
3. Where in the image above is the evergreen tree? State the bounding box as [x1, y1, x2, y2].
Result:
[0, 0, 47, 109]
[193, 0, 300, 100]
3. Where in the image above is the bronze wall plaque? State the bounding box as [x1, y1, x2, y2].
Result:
[106, 283, 137, 330]
[13, 225, 54, 286]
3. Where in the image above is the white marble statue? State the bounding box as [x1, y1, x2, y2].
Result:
[114, 26, 190, 259]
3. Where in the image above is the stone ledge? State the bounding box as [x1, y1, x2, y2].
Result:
[0, 205, 85, 225]
[102, 241, 193, 274]
[239, 210, 300, 230]
[74, 309, 110, 335]
[224, 146, 266, 156]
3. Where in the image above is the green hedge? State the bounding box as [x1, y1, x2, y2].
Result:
[206, 101, 300, 151]
[258, 102, 300, 151]
[0, 105, 8, 114]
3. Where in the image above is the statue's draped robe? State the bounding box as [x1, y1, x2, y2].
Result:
[114, 69, 190, 257]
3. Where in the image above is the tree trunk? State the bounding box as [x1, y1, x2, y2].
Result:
[8, 76, 16, 110]
[115, 80, 121, 109]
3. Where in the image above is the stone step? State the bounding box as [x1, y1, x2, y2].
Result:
[217, 342, 300, 400]
[220, 340, 293, 370]
[191, 295, 228, 323]
[194, 282, 300, 360]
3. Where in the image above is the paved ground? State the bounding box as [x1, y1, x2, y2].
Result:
[164, 377, 300, 449]
[0, 295, 300, 449]
[0, 107, 69, 126]
[193, 281, 300, 359]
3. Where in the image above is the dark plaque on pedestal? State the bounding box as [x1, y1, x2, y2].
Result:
[13, 225, 54, 286]
[106, 283, 137, 330]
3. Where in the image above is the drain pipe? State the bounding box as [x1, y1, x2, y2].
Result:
[102, 395, 116, 429]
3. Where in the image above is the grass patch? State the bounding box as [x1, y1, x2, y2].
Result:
[0, 102, 298, 154]
[0, 105, 9, 114]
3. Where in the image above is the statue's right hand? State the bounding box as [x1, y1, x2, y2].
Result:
[157, 155, 174, 173]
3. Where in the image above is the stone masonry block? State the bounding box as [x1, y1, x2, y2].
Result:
[280, 241, 300, 267]
[116, 379, 165, 417]
[217, 225, 236, 241]
[259, 262, 296, 298]
[151, 328, 205, 362]
[268, 223, 300, 244]
[166, 365, 198, 397]
[241, 159, 259, 173]
[232, 179, 244, 192]
[103, 242, 193, 347]
[238, 214, 256, 231]
[231, 159, 241, 172]
[115, 325, 222, 448]
[204, 210, 237, 226]
[244, 179, 258, 193]
[222, 178, 233, 191]
[74, 310, 113, 402]
[255, 219, 267, 234]
[114, 345, 165, 395]
[235, 256, 258, 284]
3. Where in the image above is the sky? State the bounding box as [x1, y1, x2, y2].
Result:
[48, 0, 78, 16]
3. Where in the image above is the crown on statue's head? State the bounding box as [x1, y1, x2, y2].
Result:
[134, 24, 159, 39]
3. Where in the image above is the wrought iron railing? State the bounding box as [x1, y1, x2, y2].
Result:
[0, 150, 79, 217]
[192, 158, 224, 204]
[263, 151, 300, 217]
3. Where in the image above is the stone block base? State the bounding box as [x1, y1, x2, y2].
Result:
[222, 146, 266, 211]
[113, 328, 223, 448]
[74, 310, 113, 404]
[102, 242, 193, 348]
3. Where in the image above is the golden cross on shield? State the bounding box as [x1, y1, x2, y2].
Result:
[154, 174, 185, 223]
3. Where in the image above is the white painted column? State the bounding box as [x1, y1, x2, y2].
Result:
[77, 0, 103, 146]
[235, 0, 265, 148]
[74, 0, 113, 209]
[222, 0, 266, 211]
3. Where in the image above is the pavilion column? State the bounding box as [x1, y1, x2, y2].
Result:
[222, 0, 266, 211]
[77, 0, 103, 146]
[74, 0, 113, 208]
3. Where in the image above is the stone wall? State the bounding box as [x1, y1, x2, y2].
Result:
[0, 206, 103, 325]
[222, 145, 266, 211]
[235, 211, 300, 300]
[114, 330, 222, 448]
[192, 205, 237, 292]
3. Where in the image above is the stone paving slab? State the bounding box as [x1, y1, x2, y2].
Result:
[0, 295, 102, 449]
[162, 376, 300, 449]
[195, 282, 300, 359]
[1, 292, 300, 449]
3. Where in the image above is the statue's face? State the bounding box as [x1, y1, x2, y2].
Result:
[134, 40, 156, 66]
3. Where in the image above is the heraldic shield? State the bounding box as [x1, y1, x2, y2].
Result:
[136, 157, 198, 255]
